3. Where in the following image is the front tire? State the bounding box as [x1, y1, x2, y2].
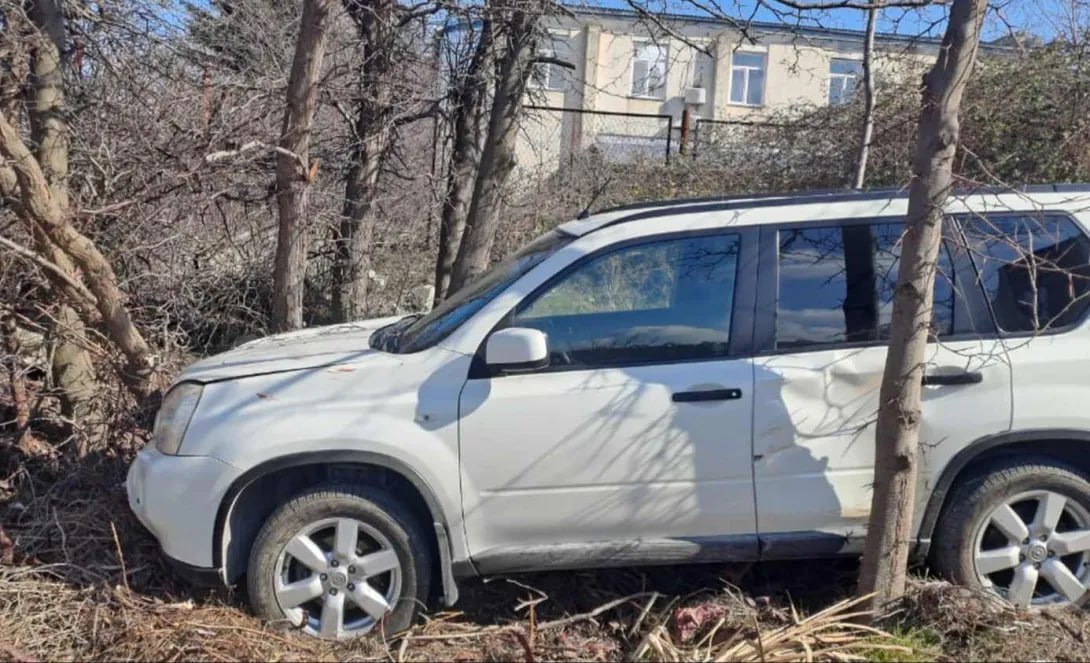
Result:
[247, 484, 432, 639]
[932, 457, 1090, 608]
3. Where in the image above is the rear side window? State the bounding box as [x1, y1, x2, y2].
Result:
[776, 222, 956, 350]
[511, 232, 741, 368]
[961, 214, 1090, 332]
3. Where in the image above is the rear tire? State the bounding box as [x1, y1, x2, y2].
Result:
[247, 484, 432, 639]
[931, 457, 1090, 608]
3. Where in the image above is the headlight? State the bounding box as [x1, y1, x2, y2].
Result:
[152, 382, 203, 455]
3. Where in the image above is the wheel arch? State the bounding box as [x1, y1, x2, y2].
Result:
[214, 450, 463, 605]
[918, 428, 1090, 549]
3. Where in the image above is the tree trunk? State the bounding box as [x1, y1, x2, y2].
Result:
[272, 0, 333, 332]
[434, 19, 494, 302]
[447, 2, 546, 294]
[331, 0, 398, 322]
[857, 0, 987, 612]
[25, 0, 101, 425]
[853, 4, 878, 190]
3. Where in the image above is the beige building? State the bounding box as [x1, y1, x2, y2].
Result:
[515, 7, 954, 174]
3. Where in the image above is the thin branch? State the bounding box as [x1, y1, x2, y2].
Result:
[203, 140, 308, 173]
[0, 233, 97, 306]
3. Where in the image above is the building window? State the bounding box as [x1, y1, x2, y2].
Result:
[531, 33, 569, 91]
[828, 58, 863, 105]
[631, 39, 667, 98]
[729, 52, 766, 106]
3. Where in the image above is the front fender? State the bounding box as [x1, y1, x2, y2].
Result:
[181, 348, 476, 565]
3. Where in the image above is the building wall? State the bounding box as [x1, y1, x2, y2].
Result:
[514, 12, 938, 178]
[537, 13, 936, 120]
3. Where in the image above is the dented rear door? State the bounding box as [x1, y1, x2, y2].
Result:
[749, 218, 1011, 554]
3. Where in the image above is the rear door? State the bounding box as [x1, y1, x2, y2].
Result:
[751, 217, 1013, 555]
[956, 209, 1090, 429]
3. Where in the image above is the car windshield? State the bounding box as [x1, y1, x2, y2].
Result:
[386, 230, 573, 353]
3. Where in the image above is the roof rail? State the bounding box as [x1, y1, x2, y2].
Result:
[596, 187, 903, 215]
[593, 183, 1090, 232]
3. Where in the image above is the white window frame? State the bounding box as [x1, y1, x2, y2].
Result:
[729, 51, 767, 107]
[828, 58, 862, 105]
[630, 38, 668, 99]
[530, 33, 567, 92]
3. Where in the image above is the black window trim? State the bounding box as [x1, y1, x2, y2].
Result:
[952, 209, 1090, 341]
[753, 215, 998, 357]
[468, 226, 760, 379]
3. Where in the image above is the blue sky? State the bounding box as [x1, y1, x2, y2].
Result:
[177, 0, 1078, 43]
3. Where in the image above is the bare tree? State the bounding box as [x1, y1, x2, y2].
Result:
[272, 0, 334, 331]
[857, 0, 989, 610]
[853, 2, 879, 189]
[330, 0, 407, 322]
[433, 15, 494, 302]
[446, 0, 554, 294]
[0, 1, 156, 404]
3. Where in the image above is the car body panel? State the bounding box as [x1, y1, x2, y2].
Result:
[180, 317, 404, 383]
[753, 339, 1013, 539]
[459, 359, 757, 554]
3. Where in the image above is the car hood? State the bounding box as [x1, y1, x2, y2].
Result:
[180, 316, 406, 383]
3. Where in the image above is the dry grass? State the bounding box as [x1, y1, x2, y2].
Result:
[2, 444, 1090, 662]
[636, 594, 907, 662]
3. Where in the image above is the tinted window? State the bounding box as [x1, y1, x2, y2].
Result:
[512, 233, 741, 368]
[776, 223, 955, 349]
[962, 214, 1090, 332]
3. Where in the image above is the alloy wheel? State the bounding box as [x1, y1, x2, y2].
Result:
[973, 490, 1090, 607]
[273, 517, 403, 639]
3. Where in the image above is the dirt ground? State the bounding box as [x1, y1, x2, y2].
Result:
[2, 447, 1089, 662]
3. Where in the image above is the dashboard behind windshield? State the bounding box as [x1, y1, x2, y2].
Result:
[386, 230, 573, 353]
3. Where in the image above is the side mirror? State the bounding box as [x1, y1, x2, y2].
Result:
[485, 327, 549, 371]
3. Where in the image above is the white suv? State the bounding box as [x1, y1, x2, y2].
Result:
[128, 186, 1090, 639]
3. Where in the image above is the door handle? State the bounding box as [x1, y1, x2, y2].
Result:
[922, 371, 983, 386]
[672, 388, 743, 403]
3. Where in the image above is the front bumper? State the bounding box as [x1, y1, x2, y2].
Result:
[127, 448, 242, 577]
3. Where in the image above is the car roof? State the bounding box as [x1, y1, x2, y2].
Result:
[556, 184, 1090, 237]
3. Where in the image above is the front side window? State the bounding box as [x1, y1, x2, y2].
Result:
[776, 223, 956, 349]
[961, 214, 1090, 332]
[730, 52, 766, 106]
[511, 233, 741, 368]
[828, 58, 862, 105]
[631, 39, 667, 98]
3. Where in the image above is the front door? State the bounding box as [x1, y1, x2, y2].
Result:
[751, 220, 1013, 554]
[458, 229, 759, 570]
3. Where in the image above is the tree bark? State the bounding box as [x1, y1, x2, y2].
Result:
[330, 0, 399, 322]
[853, 4, 878, 190]
[272, 0, 333, 332]
[25, 0, 100, 425]
[857, 0, 988, 612]
[447, 1, 548, 294]
[434, 18, 494, 302]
